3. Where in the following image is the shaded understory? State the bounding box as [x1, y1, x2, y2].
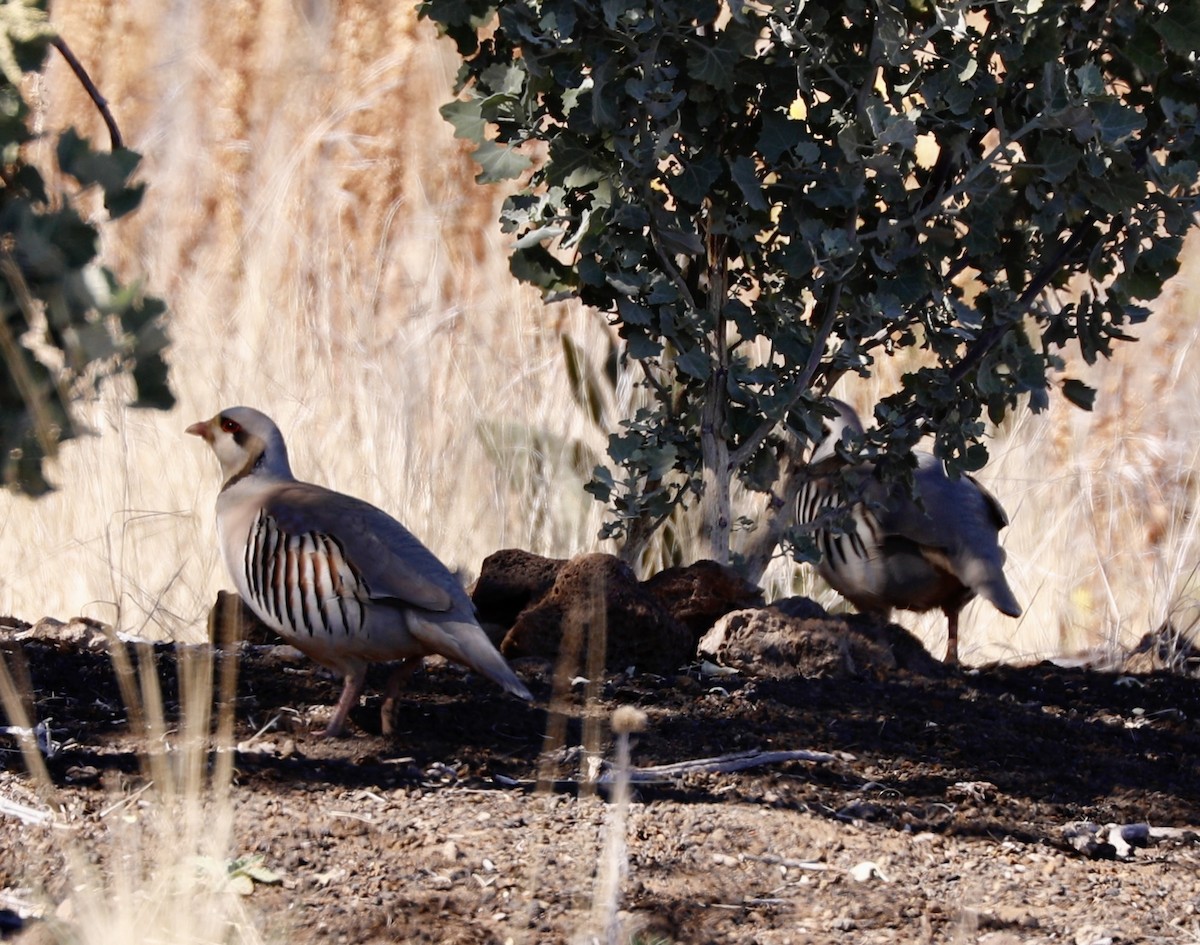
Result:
[2, 630, 1199, 944]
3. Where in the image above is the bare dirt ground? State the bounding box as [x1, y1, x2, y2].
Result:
[2, 619, 1200, 945]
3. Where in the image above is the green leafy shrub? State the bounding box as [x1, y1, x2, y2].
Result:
[422, 0, 1199, 572]
[0, 0, 172, 495]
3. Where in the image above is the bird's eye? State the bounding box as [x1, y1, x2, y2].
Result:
[220, 417, 242, 434]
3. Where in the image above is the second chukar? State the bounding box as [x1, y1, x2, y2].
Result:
[797, 398, 1021, 664]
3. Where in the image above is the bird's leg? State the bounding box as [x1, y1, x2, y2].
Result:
[381, 657, 422, 736]
[322, 666, 369, 738]
[943, 609, 960, 665]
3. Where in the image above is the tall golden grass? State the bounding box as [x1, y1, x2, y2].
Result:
[1, 0, 1198, 668]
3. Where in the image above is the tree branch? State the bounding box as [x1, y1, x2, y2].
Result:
[728, 229, 850, 471]
[51, 37, 123, 151]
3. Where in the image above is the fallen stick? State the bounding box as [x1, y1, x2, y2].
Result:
[602, 748, 845, 783]
[742, 852, 830, 871]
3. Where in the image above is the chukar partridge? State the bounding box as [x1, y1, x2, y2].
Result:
[188, 406, 532, 737]
[797, 399, 1021, 664]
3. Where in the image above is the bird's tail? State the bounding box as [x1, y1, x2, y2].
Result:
[408, 614, 533, 701]
[980, 578, 1022, 619]
[958, 551, 1022, 619]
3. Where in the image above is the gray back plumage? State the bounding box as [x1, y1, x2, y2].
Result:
[261, 482, 461, 615]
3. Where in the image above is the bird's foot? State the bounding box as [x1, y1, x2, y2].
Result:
[318, 722, 350, 738]
[379, 658, 421, 738]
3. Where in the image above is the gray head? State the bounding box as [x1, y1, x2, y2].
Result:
[187, 406, 294, 486]
[808, 398, 865, 466]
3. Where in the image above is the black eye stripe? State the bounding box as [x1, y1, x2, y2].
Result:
[219, 416, 249, 445]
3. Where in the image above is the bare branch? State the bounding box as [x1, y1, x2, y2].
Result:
[51, 36, 123, 151]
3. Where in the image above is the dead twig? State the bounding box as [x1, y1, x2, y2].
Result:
[50, 36, 123, 150]
[742, 852, 830, 871]
[603, 748, 844, 783]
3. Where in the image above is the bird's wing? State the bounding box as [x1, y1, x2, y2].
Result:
[963, 472, 1010, 529]
[867, 454, 1000, 555]
[405, 612, 532, 700]
[262, 482, 456, 613]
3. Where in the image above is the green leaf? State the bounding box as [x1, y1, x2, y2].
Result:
[1153, 3, 1200, 57]
[471, 139, 533, 183]
[757, 110, 803, 163]
[1092, 102, 1146, 144]
[729, 155, 768, 211]
[1061, 378, 1096, 411]
[1033, 135, 1079, 183]
[480, 61, 525, 96]
[670, 152, 721, 205]
[105, 181, 145, 220]
[586, 465, 615, 502]
[675, 345, 710, 380]
[55, 131, 145, 217]
[617, 296, 653, 326]
[511, 244, 573, 295]
[686, 37, 738, 92]
[1074, 63, 1105, 98]
[440, 98, 486, 144]
[622, 328, 662, 359]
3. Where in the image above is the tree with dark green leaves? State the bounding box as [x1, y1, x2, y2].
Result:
[421, 0, 1199, 576]
[0, 0, 172, 496]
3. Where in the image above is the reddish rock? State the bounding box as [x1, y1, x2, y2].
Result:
[471, 549, 567, 629]
[643, 559, 765, 643]
[500, 552, 693, 674]
[207, 590, 277, 647]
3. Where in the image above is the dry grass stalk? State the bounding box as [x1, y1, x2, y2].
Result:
[1, 632, 256, 944]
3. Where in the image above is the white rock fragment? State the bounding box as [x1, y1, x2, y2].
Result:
[849, 860, 888, 882]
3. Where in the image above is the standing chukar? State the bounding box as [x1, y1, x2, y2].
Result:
[188, 406, 532, 737]
[797, 398, 1021, 664]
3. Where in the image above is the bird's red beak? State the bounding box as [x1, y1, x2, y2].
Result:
[186, 420, 212, 442]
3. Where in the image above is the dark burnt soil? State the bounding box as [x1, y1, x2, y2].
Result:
[3, 630, 1200, 944]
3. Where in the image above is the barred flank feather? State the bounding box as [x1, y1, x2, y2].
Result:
[243, 509, 369, 638]
[797, 478, 875, 573]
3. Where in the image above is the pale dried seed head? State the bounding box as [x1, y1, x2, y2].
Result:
[611, 705, 648, 735]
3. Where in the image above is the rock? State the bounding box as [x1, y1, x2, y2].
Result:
[500, 553, 693, 674]
[0, 615, 31, 634]
[471, 549, 567, 629]
[5, 616, 111, 653]
[770, 596, 831, 620]
[642, 559, 764, 643]
[206, 590, 277, 647]
[698, 603, 943, 678]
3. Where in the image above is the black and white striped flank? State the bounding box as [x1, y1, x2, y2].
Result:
[797, 478, 875, 573]
[242, 508, 370, 638]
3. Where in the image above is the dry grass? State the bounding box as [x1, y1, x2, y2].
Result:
[0, 633, 263, 944]
[1, 0, 1198, 670]
[4, 1, 614, 643]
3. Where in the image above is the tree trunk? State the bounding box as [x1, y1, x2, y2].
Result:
[699, 231, 732, 564]
[739, 437, 809, 584]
